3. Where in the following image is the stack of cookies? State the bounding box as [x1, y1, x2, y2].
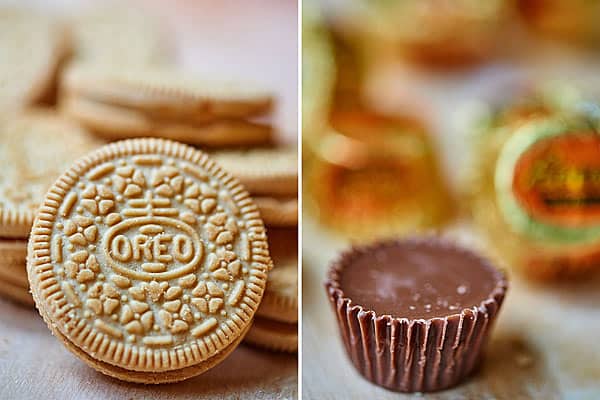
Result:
[245, 227, 298, 352]
[0, 4, 169, 109]
[0, 111, 101, 304]
[55, 63, 299, 353]
[212, 148, 298, 229]
[212, 149, 299, 352]
[0, 6, 170, 306]
[0, 5, 298, 375]
[59, 64, 274, 147]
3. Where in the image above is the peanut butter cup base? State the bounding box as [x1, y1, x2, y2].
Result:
[325, 237, 508, 393]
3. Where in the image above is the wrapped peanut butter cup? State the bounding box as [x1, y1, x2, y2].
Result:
[306, 109, 453, 240]
[468, 87, 600, 279]
[327, 0, 508, 68]
[325, 237, 507, 393]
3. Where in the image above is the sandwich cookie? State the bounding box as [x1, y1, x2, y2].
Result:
[211, 148, 298, 226]
[244, 317, 298, 353]
[61, 96, 272, 147]
[27, 138, 272, 383]
[59, 64, 274, 147]
[0, 111, 101, 238]
[244, 228, 298, 352]
[211, 148, 297, 196]
[0, 111, 98, 305]
[62, 64, 273, 120]
[255, 228, 298, 324]
[253, 197, 298, 227]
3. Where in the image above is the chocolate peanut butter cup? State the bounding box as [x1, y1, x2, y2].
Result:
[325, 237, 508, 393]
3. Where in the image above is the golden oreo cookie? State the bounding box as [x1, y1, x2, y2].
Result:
[211, 148, 297, 196]
[62, 64, 273, 121]
[27, 138, 271, 383]
[254, 197, 298, 227]
[61, 96, 273, 147]
[256, 228, 298, 323]
[0, 9, 69, 109]
[256, 255, 297, 323]
[0, 111, 101, 238]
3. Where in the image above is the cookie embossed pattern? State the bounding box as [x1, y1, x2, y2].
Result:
[0, 111, 101, 238]
[27, 138, 271, 383]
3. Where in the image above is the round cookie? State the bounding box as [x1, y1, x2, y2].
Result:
[256, 228, 297, 323]
[27, 138, 272, 383]
[62, 64, 273, 120]
[61, 96, 273, 147]
[0, 111, 101, 238]
[254, 197, 298, 227]
[0, 9, 69, 109]
[211, 148, 298, 196]
[256, 253, 297, 323]
[244, 317, 297, 353]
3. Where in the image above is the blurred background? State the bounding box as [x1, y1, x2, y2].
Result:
[0, 0, 298, 140]
[303, 0, 600, 398]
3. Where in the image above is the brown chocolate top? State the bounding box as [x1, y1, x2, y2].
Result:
[339, 240, 502, 319]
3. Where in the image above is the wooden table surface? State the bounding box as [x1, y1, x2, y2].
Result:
[303, 220, 600, 400]
[0, 299, 297, 400]
[0, 1, 298, 399]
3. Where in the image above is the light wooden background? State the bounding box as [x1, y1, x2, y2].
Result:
[0, 1, 298, 399]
